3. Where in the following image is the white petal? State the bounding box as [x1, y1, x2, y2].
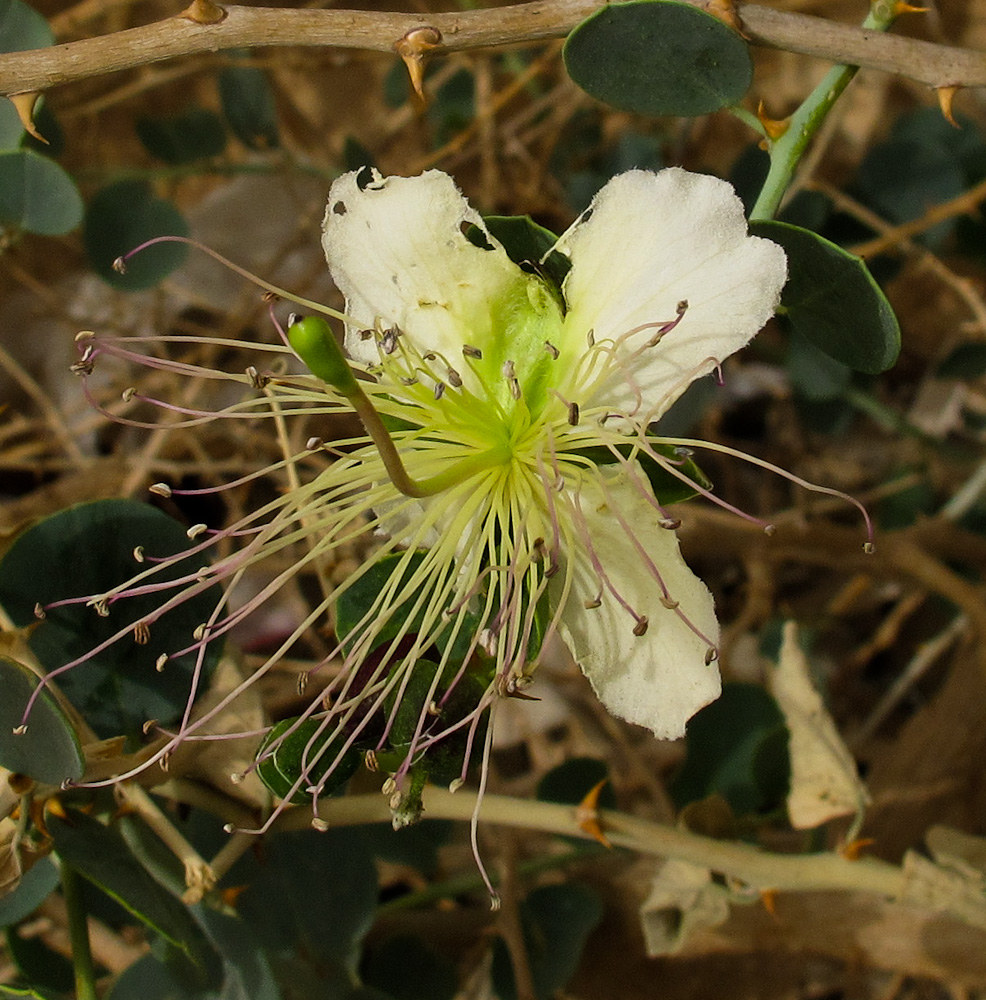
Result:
[321, 169, 524, 364]
[554, 168, 786, 418]
[556, 470, 720, 740]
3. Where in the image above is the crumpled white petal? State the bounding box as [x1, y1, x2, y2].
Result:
[556, 470, 720, 740]
[554, 168, 787, 420]
[321, 168, 523, 365]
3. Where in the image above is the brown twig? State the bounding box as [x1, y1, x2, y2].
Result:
[1, 0, 985, 99]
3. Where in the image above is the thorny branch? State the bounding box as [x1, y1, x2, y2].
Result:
[0, 0, 985, 99]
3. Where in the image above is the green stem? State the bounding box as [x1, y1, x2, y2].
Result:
[274, 788, 905, 900]
[749, 3, 896, 222]
[60, 863, 98, 1000]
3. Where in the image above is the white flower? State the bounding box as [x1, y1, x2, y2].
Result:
[319, 166, 786, 740]
[58, 166, 785, 816]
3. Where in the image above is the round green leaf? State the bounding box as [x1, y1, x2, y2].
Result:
[0, 100, 24, 152]
[0, 151, 82, 235]
[670, 682, 789, 816]
[83, 180, 188, 291]
[563, 0, 752, 117]
[256, 717, 360, 804]
[0, 656, 83, 785]
[362, 935, 457, 1000]
[787, 331, 852, 402]
[218, 65, 279, 150]
[135, 107, 227, 165]
[491, 883, 604, 1000]
[0, 500, 221, 740]
[0, 859, 58, 928]
[0, 0, 53, 53]
[751, 219, 901, 374]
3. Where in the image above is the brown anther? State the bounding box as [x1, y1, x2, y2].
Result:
[160, 752, 171, 772]
[187, 523, 208, 539]
[382, 776, 397, 795]
[427, 700, 441, 716]
[586, 329, 595, 348]
[156, 654, 168, 672]
[509, 378, 522, 400]
[71, 346, 95, 376]
[142, 719, 158, 735]
[394, 26, 443, 103]
[246, 365, 270, 389]
[447, 366, 463, 388]
[544, 341, 560, 359]
[12, 725, 27, 736]
[306, 437, 324, 451]
[575, 778, 613, 848]
[312, 817, 330, 832]
[660, 517, 682, 530]
[584, 598, 602, 609]
[149, 483, 173, 498]
[863, 541, 875, 555]
[381, 328, 399, 354]
[763, 524, 777, 536]
[434, 381, 446, 400]
[364, 750, 379, 772]
[112, 256, 127, 274]
[660, 596, 680, 610]
[296, 672, 309, 696]
[133, 546, 145, 563]
[359, 329, 374, 341]
[462, 344, 483, 359]
[263, 291, 280, 303]
[633, 617, 649, 637]
[568, 401, 580, 426]
[193, 624, 207, 641]
[133, 621, 151, 645]
[33, 603, 45, 620]
[93, 599, 109, 618]
[501, 360, 516, 380]
[401, 376, 418, 386]
[423, 352, 436, 361]
[705, 646, 719, 666]
[177, 0, 227, 23]
[230, 772, 245, 785]
[122, 387, 137, 403]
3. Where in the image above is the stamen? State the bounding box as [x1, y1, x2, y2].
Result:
[462, 345, 482, 359]
[544, 341, 560, 360]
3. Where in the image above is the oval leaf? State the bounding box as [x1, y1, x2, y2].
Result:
[0, 858, 59, 928]
[135, 108, 227, 165]
[0, 500, 222, 741]
[218, 65, 280, 150]
[0, 656, 83, 785]
[0, 0, 53, 53]
[0, 151, 82, 235]
[751, 219, 901, 374]
[83, 180, 188, 290]
[563, 0, 752, 117]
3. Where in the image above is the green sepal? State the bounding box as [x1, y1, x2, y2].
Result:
[255, 717, 361, 804]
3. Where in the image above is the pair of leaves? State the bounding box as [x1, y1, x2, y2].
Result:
[0, 0, 81, 236]
[135, 65, 279, 165]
